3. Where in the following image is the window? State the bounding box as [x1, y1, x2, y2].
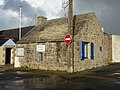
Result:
[39, 52, 43, 61]
[80, 41, 94, 60]
[84, 42, 89, 59]
[37, 52, 43, 61]
[36, 44, 45, 61]
[100, 46, 102, 51]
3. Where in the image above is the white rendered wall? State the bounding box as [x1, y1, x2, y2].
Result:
[112, 35, 120, 62]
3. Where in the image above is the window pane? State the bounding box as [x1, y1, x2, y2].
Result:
[91, 42, 94, 60]
[84, 43, 88, 58]
[40, 52, 43, 61]
[80, 41, 84, 60]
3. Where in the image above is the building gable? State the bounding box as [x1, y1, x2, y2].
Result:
[2, 39, 16, 46]
[17, 12, 99, 44]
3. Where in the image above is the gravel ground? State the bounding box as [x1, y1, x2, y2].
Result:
[0, 63, 120, 90]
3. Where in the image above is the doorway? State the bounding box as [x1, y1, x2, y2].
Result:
[5, 48, 11, 64]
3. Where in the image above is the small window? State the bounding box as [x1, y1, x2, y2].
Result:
[38, 52, 43, 61]
[100, 46, 102, 51]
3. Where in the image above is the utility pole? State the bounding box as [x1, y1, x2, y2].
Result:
[68, 0, 74, 73]
[19, 6, 22, 40]
[62, 0, 69, 16]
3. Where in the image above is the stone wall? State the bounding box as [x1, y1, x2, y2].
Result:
[74, 14, 109, 72]
[17, 42, 68, 71]
[0, 47, 5, 65]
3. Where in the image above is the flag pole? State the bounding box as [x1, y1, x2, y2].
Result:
[19, 6, 22, 40]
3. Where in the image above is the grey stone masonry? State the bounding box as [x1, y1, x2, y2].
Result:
[15, 12, 111, 72]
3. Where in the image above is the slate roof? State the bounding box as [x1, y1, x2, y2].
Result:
[17, 12, 97, 44]
[0, 39, 8, 46]
[0, 26, 34, 38]
[0, 26, 34, 45]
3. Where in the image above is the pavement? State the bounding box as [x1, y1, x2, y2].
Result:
[0, 63, 120, 90]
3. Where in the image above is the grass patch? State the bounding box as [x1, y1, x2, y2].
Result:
[17, 66, 33, 71]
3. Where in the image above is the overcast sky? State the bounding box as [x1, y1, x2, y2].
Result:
[0, 0, 120, 34]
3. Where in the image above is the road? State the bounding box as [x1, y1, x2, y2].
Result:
[0, 63, 120, 90]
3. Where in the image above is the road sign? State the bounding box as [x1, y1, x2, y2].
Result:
[64, 34, 71, 45]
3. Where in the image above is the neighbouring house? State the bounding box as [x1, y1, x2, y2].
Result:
[0, 26, 34, 65]
[0, 39, 16, 65]
[15, 12, 112, 72]
[112, 35, 120, 63]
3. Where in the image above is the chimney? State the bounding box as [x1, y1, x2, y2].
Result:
[36, 16, 47, 26]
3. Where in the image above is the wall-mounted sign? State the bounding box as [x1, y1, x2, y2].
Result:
[17, 48, 24, 56]
[36, 45, 45, 52]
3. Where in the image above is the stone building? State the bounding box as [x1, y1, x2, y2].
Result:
[15, 12, 111, 72]
[0, 26, 34, 65]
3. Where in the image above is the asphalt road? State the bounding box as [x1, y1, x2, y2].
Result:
[0, 63, 120, 90]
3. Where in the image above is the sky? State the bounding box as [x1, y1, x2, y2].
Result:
[0, 0, 120, 34]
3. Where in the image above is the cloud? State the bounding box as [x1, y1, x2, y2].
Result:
[2, 0, 46, 18]
[73, 0, 108, 16]
[0, 8, 19, 29]
[0, 0, 4, 6]
[73, 0, 120, 34]
[40, 0, 63, 19]
[0, 0, 47, 30]
[0, 8, 33, 30]
[0, 0, 63, 30]
[23, 0, 45, 8]
[0, 0, 120, 34]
